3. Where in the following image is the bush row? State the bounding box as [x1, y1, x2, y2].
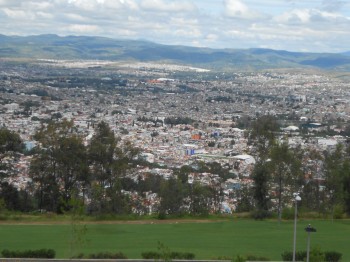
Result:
[141, 251, 195, 259]
[1, 248, 55, 258]
[281, 250, 342, 262]
[72, 251, 127, 259]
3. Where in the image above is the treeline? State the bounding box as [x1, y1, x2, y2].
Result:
[0, 121, 220, 216]
[1, 115, 350, 218]
[249, 115, 350, 220]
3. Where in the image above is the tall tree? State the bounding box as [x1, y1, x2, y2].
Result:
[324, 144, 345, 217]
[0, 128, 24, 180]
[301, 148, 325, 213]
[159, 177, 185, 217]
[252, 161, 271, 219]
[269, 142, 302, 223]
[88, 121, 139, 214]
[249, 115, 280, 160]
[30, 120, 89, 212]
[0, 128, 24, 210]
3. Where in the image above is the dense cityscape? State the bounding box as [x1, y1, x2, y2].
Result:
[1, 59, 350, 220]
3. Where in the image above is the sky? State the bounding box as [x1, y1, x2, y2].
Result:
[0, 0, 349, 53]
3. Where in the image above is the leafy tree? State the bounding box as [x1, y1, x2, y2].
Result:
[88, 121, 139, 214]
[324, 144, 345, 217]
[301, 148, 325, 213]
[249, 115, 279, 159]
[0, 128, 24, 180]
[252, 162, 271, 219]
[342, 159, 350, 215]
[189, 182, 213, 216]
[269, 142, 302, 223]
[0, 128, 24, 210]
[30, 120, 89, 212]
[159, 177, 185, 217]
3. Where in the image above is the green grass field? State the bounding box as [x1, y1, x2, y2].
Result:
[0, 219, 349, 260]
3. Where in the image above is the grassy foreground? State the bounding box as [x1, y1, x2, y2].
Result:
[0, 219, 349, 260]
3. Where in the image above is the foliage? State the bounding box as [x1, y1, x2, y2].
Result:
[87, 251, 127, 259]
[281, 250, 342, 262]
[29, 119, 89, 212]
[324, 251, 342, 262]
[249, 115, 279, 158]
[309, 246, 326, 262]
[245, 254, 270, 261]
[281, 251, 307, 261]
[164, 117, 194, 126]
[0, 127, 24, 176]
[1, 248, 55, 258]
[141, 242, 195, 261]
[252, 161, 270, 219]
[268, 142, 302, 223]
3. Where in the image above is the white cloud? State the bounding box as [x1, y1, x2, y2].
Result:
[3, 8, 35, 20]
[140, 0, 196, 13]
[65, 24, 101, 33]
[274, 8, 349, 25]
[224, 0, 265, 20]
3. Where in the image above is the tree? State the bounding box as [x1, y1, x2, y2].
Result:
[252, 162, 271, 219]
[249, 115, 279, 160]
[324, 144, 345, 218]
[269, 142, 302, 223]
[0, 128, 24, 210]
[0, 128, 24, 180]
[190, 182, 213, 216]
[343, 159, 350, 215]
[301, 148, 325, 213]
[88, 121, 139, 214]
[30, 120, 89, 212]
[159, 177, 185, 217]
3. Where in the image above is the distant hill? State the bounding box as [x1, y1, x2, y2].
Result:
[1, 34, 350, 71]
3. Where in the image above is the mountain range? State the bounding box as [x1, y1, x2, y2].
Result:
[1, 34, 350, 71]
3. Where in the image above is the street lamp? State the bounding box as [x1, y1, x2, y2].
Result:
[305, 224, 317, 262]
[292, 192, 301, 262]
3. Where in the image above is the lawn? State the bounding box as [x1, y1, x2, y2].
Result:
[0, 219, 349, 260]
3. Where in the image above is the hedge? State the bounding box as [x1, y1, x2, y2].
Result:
[1, 248, 55, 258]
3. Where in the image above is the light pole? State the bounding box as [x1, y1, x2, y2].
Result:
[305, 224, 317, 262]
[292, 193, 301, 262]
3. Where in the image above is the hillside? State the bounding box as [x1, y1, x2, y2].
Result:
[1, 34, 350, 71]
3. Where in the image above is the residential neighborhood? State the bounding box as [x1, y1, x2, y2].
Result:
[1, 59, 350, 215]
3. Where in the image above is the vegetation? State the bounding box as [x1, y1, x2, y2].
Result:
[1, 248, 55, 258]
[0, 220, 348, 260]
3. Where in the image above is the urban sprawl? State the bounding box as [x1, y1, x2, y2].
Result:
[1, 59, 350, 216]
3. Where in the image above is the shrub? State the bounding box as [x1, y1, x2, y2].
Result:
[233, 255, 246, 262]
[170, 251, 195, 259]
[309, 246, 325, 262]
[333, 204, 344, 219]
[141, 251, 195, 260]
[251, 210, 272, 220]
[141, 251, 161, 259]
[282, 207, 295, 220]
[88, 251, 127, 259]
[324, 251, 342, 262]
[1, 248, 55, 258]
[281, 251, 306, 261]
[245, 254, 270, 261]
[281, 250, 341, 262]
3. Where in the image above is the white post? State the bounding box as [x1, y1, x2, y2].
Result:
[292, 193, 301, 262]
[306, 230, 311, 262]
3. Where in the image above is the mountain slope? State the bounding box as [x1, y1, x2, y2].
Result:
[1, 34, 350, 71]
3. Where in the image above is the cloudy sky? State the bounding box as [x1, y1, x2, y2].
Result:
[1, 0, 349, 53]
